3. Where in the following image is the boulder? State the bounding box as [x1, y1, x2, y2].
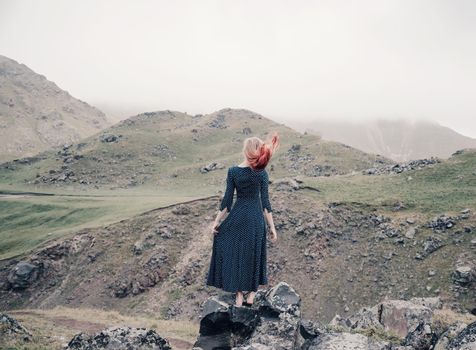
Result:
[194, 282, 301, 350]
[7, 261, 40, 289]
[452, 266, 474, 287]
[305, 332, 389, 350]
[330, 297, 441, 339]
[447, 321, 476, 350]
[402, 322, 438, 350]
[66, 326, 171, 349]
[0, 313, 32, 342]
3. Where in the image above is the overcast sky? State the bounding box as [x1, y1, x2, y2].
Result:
[1, 0, 475, 137]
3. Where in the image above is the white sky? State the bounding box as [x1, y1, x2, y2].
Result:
[1, 0, 475, 137]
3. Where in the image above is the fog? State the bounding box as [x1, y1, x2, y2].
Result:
[1, 0, 475, 137]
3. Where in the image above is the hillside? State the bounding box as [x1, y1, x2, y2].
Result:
[1, 149, 474, 329]
[0, 108, 392, 191]
[290, 119, 476, 162]
[0, 55, 111, 162]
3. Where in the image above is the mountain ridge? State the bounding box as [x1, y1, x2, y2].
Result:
[0, 55, 111, 162]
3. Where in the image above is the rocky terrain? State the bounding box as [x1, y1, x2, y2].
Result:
[0, 55, 111, 162]
[0, 175, 474, 323]
[2, 282, 475, 349]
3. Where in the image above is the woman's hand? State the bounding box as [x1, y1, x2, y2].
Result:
[269, 227, 277, 242]
[211, 221, 220, 235]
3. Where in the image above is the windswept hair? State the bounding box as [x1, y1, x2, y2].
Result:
[242, 132, 280, 170]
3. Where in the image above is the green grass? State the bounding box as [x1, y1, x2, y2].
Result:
[303, 150, 476, 214]
[0, 185, 216, 260]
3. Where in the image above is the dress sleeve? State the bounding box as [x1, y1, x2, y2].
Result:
[219, 167, 235, 212]
[260, 170, 272, 213]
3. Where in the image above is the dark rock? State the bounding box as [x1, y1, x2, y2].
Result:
[419, 236, 444, 258]
[242, 127, 252, 135]
[0, 313, 32, 342]
[452, 266, 474, 287]
[99, 134, 119, 143]
[194, 282, 301, 350]
[66, 326, 171, 349]
[426, 215, 456, 232]
[447, 321, 476, 350]
[7, 261, 40, 290]
[402, 322, 438, 350]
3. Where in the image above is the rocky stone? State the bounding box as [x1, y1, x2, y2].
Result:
[99, 134, 120, 143]
[433, 321, 468, 350]
[0, 313, 32, 342]
[7, 261, 40, 290]
[200, 162, 225, 173]
[66, 326, 171, 349]
[207, 113, 227, 129]
[363, 157, 441, 175]
[273, 177, 301, 191]
[405, 227, 416, 239]
[447, 321, 476, 350]
[402, 322, 438, 350]
[427, 215, 456, 232]
[330, 297, 441, 339]
[419, 236, 444, 258]
[171, 204, 191, 215]
[305, 332, 389, 350]
[194, 282, 301, 350]
[452, 266, 474, 287]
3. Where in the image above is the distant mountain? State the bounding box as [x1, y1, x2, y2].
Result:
[0, 55, 111, 162]
[290, 119, 476, 162]
[0, 108, 393, 189]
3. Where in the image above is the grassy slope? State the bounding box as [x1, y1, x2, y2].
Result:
[304, 148, 476, 213]
[0, 108, 391, 259]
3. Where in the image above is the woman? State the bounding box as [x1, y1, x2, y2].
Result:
[206, 132, 279, 307]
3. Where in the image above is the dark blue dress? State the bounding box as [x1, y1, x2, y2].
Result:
[206, 165, 272, 292]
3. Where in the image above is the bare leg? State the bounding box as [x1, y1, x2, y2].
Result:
[246, 291, 256, 304]
[235, 291, 244, 306]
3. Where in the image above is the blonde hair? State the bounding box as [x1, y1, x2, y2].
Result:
[242, 132, 280, 170]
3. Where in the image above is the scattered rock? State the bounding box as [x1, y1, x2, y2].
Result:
[207, 113, 227, 129]
[363, 157, 441, 175]
[427, 215, 456, 232]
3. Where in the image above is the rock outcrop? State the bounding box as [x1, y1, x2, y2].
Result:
[193, 282, 476, 350]
[0, 313, 32, 343]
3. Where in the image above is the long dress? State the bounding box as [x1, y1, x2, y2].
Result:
[206, 165, 272, 293]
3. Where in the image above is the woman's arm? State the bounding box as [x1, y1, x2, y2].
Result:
[211, 167, 235, 234]
[261, 171, 277, 241]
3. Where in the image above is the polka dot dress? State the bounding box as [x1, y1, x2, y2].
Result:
[206, 165, 272, 293]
